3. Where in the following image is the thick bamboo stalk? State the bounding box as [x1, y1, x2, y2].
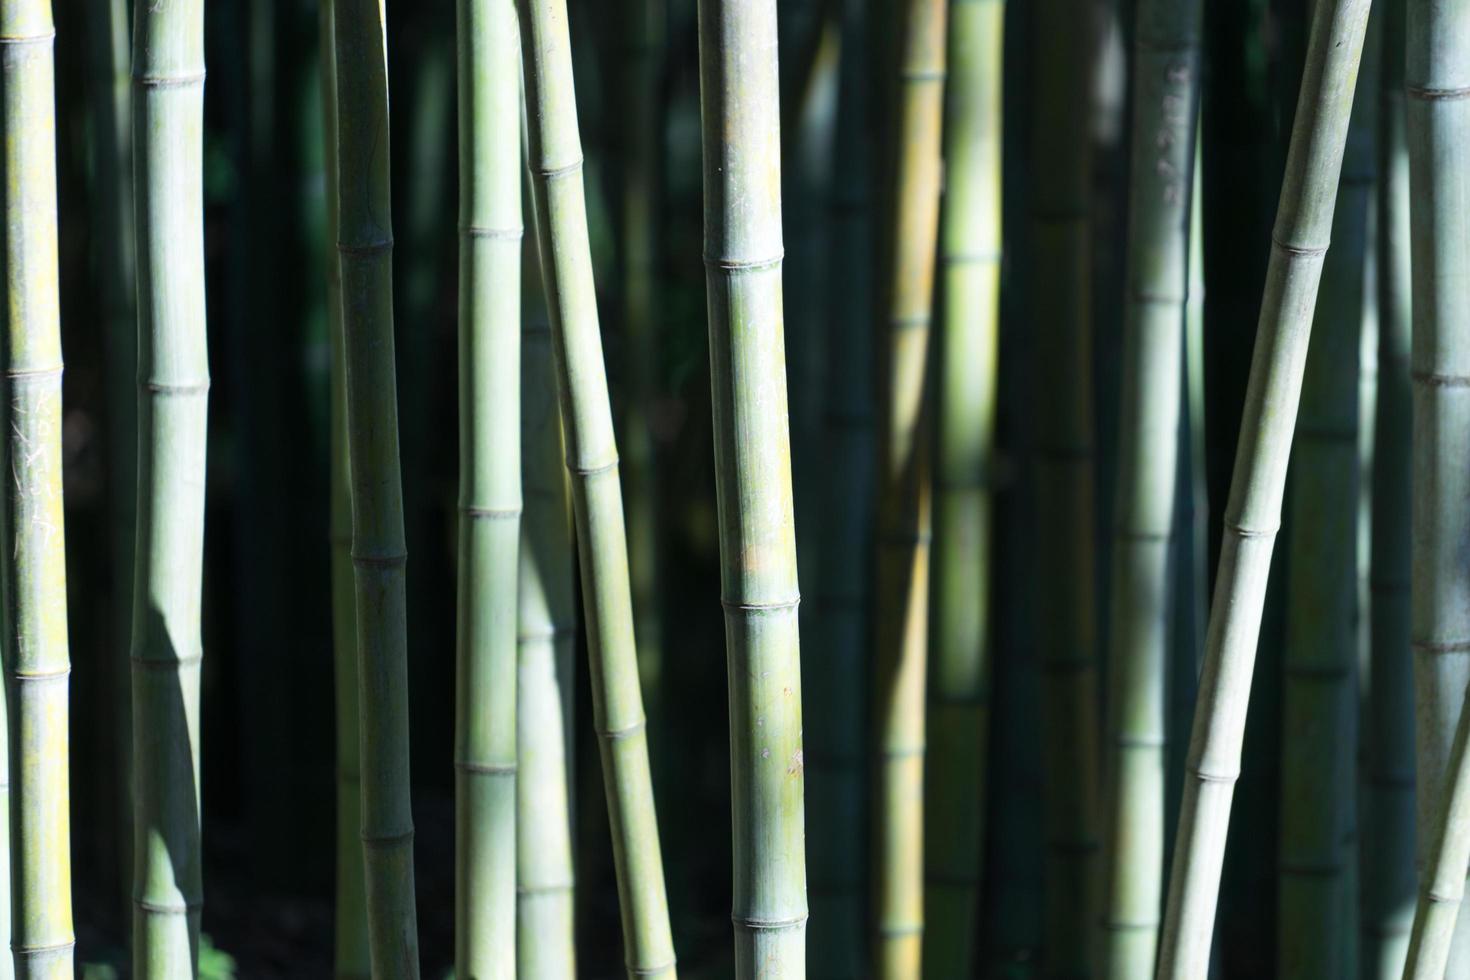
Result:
[696, 0, 808, 973]
[454, 0, 521, 974]
[130, 0, 208, 972]
[872, 0, 945, 973]
[922, 0, 1000, 975]
[1405, 0, 1470, 972]
[517, 0, 676, 973]
[332, 2, 421, 972]
[0, 0, 72, 974]
[1154, 0, 1375, 974]
[1099, 2, 1201, 976]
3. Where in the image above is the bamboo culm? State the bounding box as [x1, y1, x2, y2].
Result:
[0, 0, 73, 974]
[129, 0, 208, 973]
[332, 1, 422, 971]
[517, 0, 677, 973]
[1155, 0, 1374, 974]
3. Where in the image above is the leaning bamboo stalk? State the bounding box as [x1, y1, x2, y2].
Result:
[1155, 0, 1375, 974]
[0, 0, 73, 974]
[696, 0, 808, 972]
[130, 0, 208, 972]
[332, 1, 421, 972]
[517, 0, 676, 973]
[454, 0, 522, 974]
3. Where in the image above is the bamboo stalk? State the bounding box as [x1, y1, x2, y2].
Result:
[696, 0, 808, 973]
[332, 2, 421, 972]
[517, 0, 676, 973]
[1154, 0, 1375, 974]
[872, 0, 945, 973]
[454, 0, 521, 974]
[0, 0, 72, 974]
[130, 0, 208, 972]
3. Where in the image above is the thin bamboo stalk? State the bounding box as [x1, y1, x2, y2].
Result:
[517, 0, 676, 973]
[922, 0, 1001, 975]
[1154, 0, 1375, 974]
[0, 0, 72, 974]
[872, 0, 945, 973]
[130, 0, 208, 972]
[696, 0, 807, 973]
[332, 1, 421, 971]
[454, 0, 521, 974]
[1099, 2, 1201, 976]
[1405, 0, 1470, 972]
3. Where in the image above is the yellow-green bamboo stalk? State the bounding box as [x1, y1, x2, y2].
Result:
[0, 0, 72, 974]
[1155, 0, 1375, 974]
[518, 0, 676, 973]
[333, 1, 421, 971]
[130, 0, 208, 972]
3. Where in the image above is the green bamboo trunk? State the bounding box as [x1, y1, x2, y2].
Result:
[1361, 0, 1415, 972]
[1099, 2, 1201, 976]
[517, 0, 676, 973]
[1405, 0, 1470, 973]
[1402, 689, 1470, 978]
[872, 0, 945, 973]
[696, 0, 808, 972]
[0, 1, 72, 974]
[1155, 0, 1375, 974]
[332, 1, 421, 971]
[130, 0, 208, 972]
[922, 0, 1000, 975]
[1031, 0, 1101, 970]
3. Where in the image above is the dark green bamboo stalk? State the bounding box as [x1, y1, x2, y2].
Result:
[1099, 3, 1201, 976]
[1030, 0, 1100, 969]
[873, 0, 945, 973]
[454, 0, 521, 972]
[1155, 0, 1375, 974]
[0, 1, 72, 974]
[332, 2, 421, 971]
[518, 0, 676, 973]
[922, 0, 1000, 975]
[130, 0, 208, 972]
[696, 0, 808, 972]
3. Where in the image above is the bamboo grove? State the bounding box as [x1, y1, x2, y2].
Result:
[5, 0, 1470, 976]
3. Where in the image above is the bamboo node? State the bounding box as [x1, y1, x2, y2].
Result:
[361, 828, 415, 847]
[454, 759, 517, 775]
[1189, 765, 1238, 784]
[1425, 891, 1462, 907]
[461, 224, 523, 240]
[598, 717, 648, 741]
[131, 652, 204, 669]
[142, 380, 210, 396]
[1100, 917, 1161, 931]
[337, 237, 394, 256]
[461, 505, 522, 520]
[1222, 517, 1278, 539]
[731, 912, 808, 931]
[516, 879, 575, 895]
[1411, 369, 1470, 389]
[11, 666, 71, 682]
[1269, 233, 1328, 257]
[133, 897, 203, 914]
[4, 363, 63, 381]
[940, 249, 1002, 265]
[890, 312, 931, 331]
[627, 956, 679, 976]
[133, 71, 208, 89]
[0, 29, 55, 44]
[721, 595, 801, 613]
[12, 939, 76, 955]
[570, 456, 620, 478]
[351, 551, 408, 569]
[703, 251, 784, 272]
[536, 156, 585, 181]
[1410, 638, 1470, 654]
[1406, 84, 1470, 101]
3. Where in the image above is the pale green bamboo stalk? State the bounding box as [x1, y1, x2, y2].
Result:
[1099, 3, 1201, 977]
[332, 2, 421, 972]
[872, 0, 945, 973]
[696, 0, 807, 973]
[0, 1, 72, 974]
[1155, 0, 1375, 974]
[518, 0, 676, 973]
[922, 0, 1000, 975]
[130, 0, 208, 972]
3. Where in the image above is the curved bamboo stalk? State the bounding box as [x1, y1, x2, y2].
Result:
[1099, 2, 1201, 976]
[517, 0, 676, 973]
[696, 0, 808, 972]
[1154, 0, 1375, 974]
[332, 1, 421, 971]
[922, 0, 1001, 975]
[872, 0, 945, 973]
[130, 0, 208, 972]
[0, 0, 72, 974]
[454, 0, 522, 974]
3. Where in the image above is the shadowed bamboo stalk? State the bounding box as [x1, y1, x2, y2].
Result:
[696, 0, 808, 972]
[130, 0, 208, 972]
[873, 0, 945, 973]
[0, 0, 73, 974]
[517, 0, 676, 973]
[1099, 1, 1201, 975]
[332, 1, 421, 971]
[1155, 0, 1375, 974]
[922, 0, 1001, 974]
[454, 0, 521, 973]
